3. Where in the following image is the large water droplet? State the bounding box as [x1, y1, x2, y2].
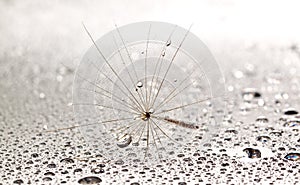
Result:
[243, 148, 261, 158]
[284, 108, 298, 115]
[78, 176, 102, 184]
[13, 179, 24, 184]
[117, 134, 132, 148]
[115, 159, 125, 165]
[284, 153, 300, 161]
[283, 118, 300, 127]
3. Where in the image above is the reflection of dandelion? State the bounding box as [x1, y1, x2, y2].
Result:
[56, 22, 225, 164]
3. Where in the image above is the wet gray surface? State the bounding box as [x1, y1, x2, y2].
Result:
[1, 1, 300, 184]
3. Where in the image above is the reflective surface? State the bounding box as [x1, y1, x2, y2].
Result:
[1, 0, 300, 184]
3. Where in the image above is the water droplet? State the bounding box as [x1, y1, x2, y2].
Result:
[132, 142, 139, 146]
[244, 63, 256, 76]
[78, 176, 102, 184]
[44, 172, 55, 176]
[256, 136, 271, 143]
[13, 179, 24, 184]
[256, 116, 269, 123]
[117, 134, 132, 148]
[42, 177, 52, 181]
[74, 168, 83, 174]
[136, 81, 143, 88]
[283, 118, 300, 127]
[56, 75, 63, 82]
[130, 183, 140, 185]
[243, 148, 261, 158]
[166, 40, 171, 46]
[115, 159, 125, 165]
[284, 153, 300, 161]
[284, 108, 298, 115]
[128, 152, 137, 158]
[60, 158, 75, 164]
[242, 88, 261, 100]
[31, 153, 39, 158]
[148, 108, 154, 114]
[39, 92, 45, 99]
[232, 70, 244, 79]
[270, 131, 282, 137]
[225, 129, 238, 134]
[91, 168, 104, 174]
[47, 163, 56, 168]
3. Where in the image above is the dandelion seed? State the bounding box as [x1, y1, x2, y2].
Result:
[51, 21, 226, 165]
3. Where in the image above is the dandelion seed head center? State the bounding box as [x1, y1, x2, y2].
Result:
[141, 111, 152, 121]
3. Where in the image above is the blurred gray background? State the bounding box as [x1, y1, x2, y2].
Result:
[1, 0, 299, 116]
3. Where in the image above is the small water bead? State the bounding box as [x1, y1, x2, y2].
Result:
[256, 136, 271, 143]
[242, 88, 261, 100]
[60, 158, 75, 164]
[244, 63, 256, 76]
[115, 159, 125, 165]
[232, 70, 244, 79]
[239, 106, 250, 114]
[270, 131, 282, 137]
[117, 134, 132, 148]
[31, 153, 39, 158]
[127, 153, 137, 158]
[225, 129, 238, 134]
[132, 142, 139, 146]
[148, 108, 154, 114]
[284, 153, 300, 161]
[97, 163, 105, 168]
[42, 177, 52, 181]
[44, 172, 55, 176]
[136, 81, 143, 88]
[91, 168, 104, 174]
[56, 75, 63, 82]
[78, 176, 102, 184]
[243, 148, 261, 158]
[39, 92, 46, 99]
[255, 116, 269, 123]
[166, 40, 171, 46]
[47, 163, 57, 168]
[74, 168, 83, 174]
[61, 170, 68, 174]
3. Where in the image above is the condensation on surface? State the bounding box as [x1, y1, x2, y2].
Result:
[1, 1, 300, 184]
